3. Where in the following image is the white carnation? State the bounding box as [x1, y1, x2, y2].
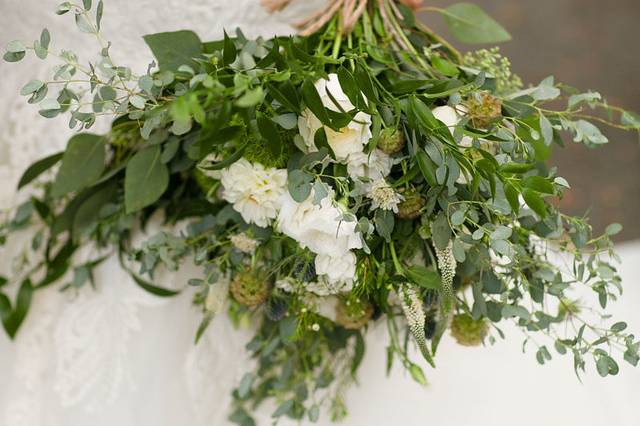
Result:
[277, 190, 362, 258]
[314, 252, 357, 286]
[277, 189, 362, 286]
[220, 158, 287, 227]
[346, 149, 393, 182]
[298, 73, 372, 162]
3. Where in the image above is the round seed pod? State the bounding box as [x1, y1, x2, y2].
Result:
[377, 128, 406, 155]
[230, 269, 271, 307]
[396, 192, 426, 220]
[335, 298, 374, 330]
[450, 313, 488, 347]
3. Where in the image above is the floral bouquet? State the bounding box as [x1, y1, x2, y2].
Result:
[2, 0, 639, 423]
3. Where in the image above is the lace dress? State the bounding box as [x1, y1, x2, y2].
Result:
[1, 2, 640, 426]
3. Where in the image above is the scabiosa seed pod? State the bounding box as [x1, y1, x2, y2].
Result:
[230, 269, 271, 307]
[335, 297, 374, 330]
[377, 128, 405, 155]
[265, 296, 289, 321]
[396, 191, 425, 220]
[466, 91, 502, 129]
[450, 313, 488, 347]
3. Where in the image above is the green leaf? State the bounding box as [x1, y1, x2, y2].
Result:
[131, 272, 180, 297]
[143, 30, 203, 73]
[431, 212, 451, 250]
[17, 151, 63, 189]
[522, 175, 555, 194]
[2, 279, 33, 339]
[287, 169, 312, 202]
[266, 81, 300, 113]
[374, 209, 394, 242]
[522, 188, 546, 218]
[124, 145, 169, 213]
[301, 79, 331, 126]
[256, 114, 282, 158]
[52, 134, 105, 197]
[223, 30, 237, 66]
[72, 182, 117, 238]
[406, 266, 441, 290]
[20, 79, 44, 96]
[605, 223, 623, 236]
[443, 3, 511, 44]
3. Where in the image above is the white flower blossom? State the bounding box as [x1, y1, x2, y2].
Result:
[277, 189, 362, 258]
[277, 189, 362, 286]
[220, 158, 287, 227]
[368, 179, 404, 212]
[275, 277, 297, 293]
[230, 232, 260, 254]
[298, 74, 372, 162]
[346, 149, 393, 182]
[314, 252, 357, 286]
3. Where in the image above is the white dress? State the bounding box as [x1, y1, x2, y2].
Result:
[0, 1, 639, 425]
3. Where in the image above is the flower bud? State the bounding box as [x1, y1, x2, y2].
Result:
[450, 313, 488, 346]
[230, 269, 271, 307]
[377, 128, 405, 155]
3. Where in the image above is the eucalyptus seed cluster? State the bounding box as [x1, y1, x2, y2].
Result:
[463, 47, 523, 94]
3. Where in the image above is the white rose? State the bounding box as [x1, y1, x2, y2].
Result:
[315, 252, 357, 286]
[297, 73, 372, 162]
[220, 158, 288, 227]
[346, 149, 393, 182]
[277, 189, 362, 258]
[432, 105, 473, 148]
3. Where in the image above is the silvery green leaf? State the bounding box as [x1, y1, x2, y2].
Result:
[272, 113, 297, 130]
[83, 0, 92, 10]
[99, 85, 116, 101]
[33, 41, 48, 59]
[75, 12, 94, 33]
[312, 180, 328, 205]
[28, 85, 48, 104]
[6, 40, 25, 53]
[96, 0, 104, 30]
[573, 120, 608, 145]
[539, 114, 553, 146]
[3, 51, 26, 62]
[568, 91, 601, 109]
[56, 2, 73, 15]
[452, 238, 466, 263]
[554, 177, 570, 188]
[129, 95, 146, 109]
[177, 64, 195, 75]
[20, 80, 44, 96]
[40, 28, 51, 49]
[38, 99, 61, 118]
[138, 75, 154, 93]
[490, 225, 512, 241]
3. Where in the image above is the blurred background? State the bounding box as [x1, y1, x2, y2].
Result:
[422, 0, 640, 241]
